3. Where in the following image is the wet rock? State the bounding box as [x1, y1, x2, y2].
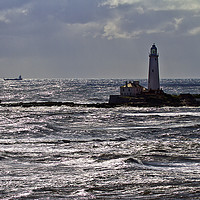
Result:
[0, 93, 199, 108]
[109, 93, 200, 107]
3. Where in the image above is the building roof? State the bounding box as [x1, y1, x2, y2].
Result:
[121, 81, 140, 87]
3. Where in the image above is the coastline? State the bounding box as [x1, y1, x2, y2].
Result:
[0, 93, 200, 108]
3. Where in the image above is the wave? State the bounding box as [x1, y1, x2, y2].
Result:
[123, 112, 200, 117]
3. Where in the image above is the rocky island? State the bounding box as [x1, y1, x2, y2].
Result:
[109, 44, 200, 107]
[109, 93, 200, 107]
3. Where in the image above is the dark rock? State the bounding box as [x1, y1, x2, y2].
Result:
[109, 93, 200, 107]
[0, 93, 199, 108]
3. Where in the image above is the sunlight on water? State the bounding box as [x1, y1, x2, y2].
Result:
[0, 79, 200, 199]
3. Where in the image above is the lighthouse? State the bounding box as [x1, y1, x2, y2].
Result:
[148, 44, 160, 91]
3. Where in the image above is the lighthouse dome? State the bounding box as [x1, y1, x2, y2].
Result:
[150, 44, 158, 55]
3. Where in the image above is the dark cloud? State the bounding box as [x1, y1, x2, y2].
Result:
[0, 0, 200, 78]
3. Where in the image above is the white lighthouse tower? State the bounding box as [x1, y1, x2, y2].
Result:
[148, 44, 160, 92]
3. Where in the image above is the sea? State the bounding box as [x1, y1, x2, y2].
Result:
[0, 79, 200, 200]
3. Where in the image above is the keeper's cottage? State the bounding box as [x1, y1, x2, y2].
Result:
[120, 81, 146, 96]
[109, 44, 162, 104]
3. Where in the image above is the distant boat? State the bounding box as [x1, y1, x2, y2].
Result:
[4, 75, 22, 81]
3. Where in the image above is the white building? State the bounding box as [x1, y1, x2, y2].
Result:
[148, 44, 160, 91]
[120, 81, 146, 96]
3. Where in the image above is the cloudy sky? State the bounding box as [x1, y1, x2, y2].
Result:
[0, 0, 200, 79]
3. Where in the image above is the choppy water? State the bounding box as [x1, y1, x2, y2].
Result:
[0, 79, 200, 199]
